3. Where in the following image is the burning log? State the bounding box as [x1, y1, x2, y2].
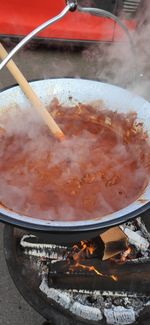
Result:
[70, 302, 103, 321]
[20, 227, 128, 262]
[136, 217, 150, 242]
[100, 226, 128, 260]
[40, 276, 150, 324]
[48, 258, 150, 293]
[66, 227, 128, 264]
[121, 227, 149, 251]
[104, 306, 135, 325]
[20, 235, 67, 260]
[40, 277, 71, 309]
[40, 277, 103, 321]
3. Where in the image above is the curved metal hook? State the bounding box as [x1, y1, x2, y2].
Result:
[78, 6, 143, 81]
[0, 3, 74, 70]
[78, 6, 135, 54]
[0, 2, 142, 80]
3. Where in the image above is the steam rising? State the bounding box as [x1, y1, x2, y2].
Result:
[82, 1, 150, 100]
[0, 101, 150, 222]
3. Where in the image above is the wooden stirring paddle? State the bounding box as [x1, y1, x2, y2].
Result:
[0, 43, 65, 140]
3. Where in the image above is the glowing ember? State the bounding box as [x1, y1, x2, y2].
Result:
[80, 241, 96, 255]
[88, 245, 95, 255]
[72, 240, 96, 262]
[75, 263, 103, 276]
[111, 275, 118, 282]
[121, 247, 132, 263]
[72, 263, 118, 281]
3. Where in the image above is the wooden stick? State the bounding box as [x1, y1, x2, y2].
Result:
[0, 43, 65, 140]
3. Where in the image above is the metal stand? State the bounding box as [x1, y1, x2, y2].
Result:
[3, 213, 150, 325]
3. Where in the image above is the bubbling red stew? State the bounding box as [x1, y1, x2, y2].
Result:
[0, 100, 150, 221]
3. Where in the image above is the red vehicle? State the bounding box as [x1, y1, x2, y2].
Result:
[0, 0, 144, 43]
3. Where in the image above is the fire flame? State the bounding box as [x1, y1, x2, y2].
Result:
[75, 262, 103, 276]
[120, 247, 132, 263]
[111, 275, 118, 282]
[72, 240, 96, 262]
[69, 240, 118, 281]
[75, 262, 118, 281]
[110, 246, 132, 264]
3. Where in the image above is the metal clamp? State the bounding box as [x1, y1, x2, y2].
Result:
[66, 0, 77, 12]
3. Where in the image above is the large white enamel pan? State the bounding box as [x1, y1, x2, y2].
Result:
[0, 78, 150, 233]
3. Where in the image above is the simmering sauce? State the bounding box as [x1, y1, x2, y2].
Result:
[0, 100, 150, 221]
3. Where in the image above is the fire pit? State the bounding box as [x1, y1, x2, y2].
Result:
[3, 210, 150, 325]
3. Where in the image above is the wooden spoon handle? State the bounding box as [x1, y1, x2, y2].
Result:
[0, 43, 65, 140]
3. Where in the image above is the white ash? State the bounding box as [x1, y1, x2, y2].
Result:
[69, 291, 147, 316]
[51, 259, 60, 264]
[136, 217, 150, 242]
[27, 255, 43, 274]
[39, 276, 150, 324]
[20, 235, 67, 250]
[69, 290, 146, 299]
[136, 230, 144, 237]
[20, 235, 67, 260]
[120, 218, 150, 255]
[23, 249, 64, 260]
[104, 306, 135, 325]
[70, 301, 103, 321]
[120, 222, 136, 232]
[126, 255, 150, 264]
[145, 301, 150, 306]
[121, 227, 149, 251]
[39, 277, 71, 309]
